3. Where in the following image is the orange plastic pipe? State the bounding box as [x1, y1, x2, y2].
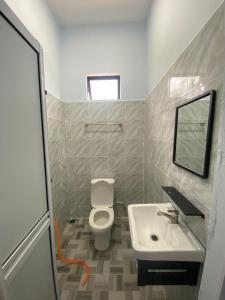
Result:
[54, 219, 90, 287]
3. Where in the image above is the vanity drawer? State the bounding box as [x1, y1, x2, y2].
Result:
[137, 260, 201, 286]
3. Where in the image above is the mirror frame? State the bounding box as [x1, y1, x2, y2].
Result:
[173, 90, 216, 178]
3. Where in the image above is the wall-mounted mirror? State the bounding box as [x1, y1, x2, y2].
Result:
[173, 90, 216, 178]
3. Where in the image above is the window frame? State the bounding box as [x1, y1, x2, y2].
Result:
[87, 75, 121, 100]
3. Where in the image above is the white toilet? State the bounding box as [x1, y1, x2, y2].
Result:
[89, 178, 115, 251]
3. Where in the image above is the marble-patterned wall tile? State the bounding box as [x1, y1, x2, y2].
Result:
[66, 139, 91, 158]
[90, 157, 110, 177]
[116, 175, 143, 192]
[65, 121, 89, 140]
[47, 118, 66, 141]
[125, 102, 145, 121]
[64, 100, 145, 218]
[108, 156, 125, 175]
[114, 205, 127, 217]
[90, 140, 108, 157]
[125, 121, 145, 140]
[67, 157, 91, 176]
[76, 205, 91, 218]
[49, 140, 66, 163]
[74, 191, 91, 207]
[46, 94, 64, 121]
[123, 191, 144, 206]
[124, 157, 143, 175]
[50, 162, 67, 186]
[88, 102, 108, 122]
[107, 137, 125, 156]
[106, 102, 125, 122]
[67, 174, 91, 192]
[64, 102, 89, 121]
[46, 94, 69, 232]
[125, 140, 144, 158]
[144, 3, 225, 247]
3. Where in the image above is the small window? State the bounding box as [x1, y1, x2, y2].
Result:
[87, 75, 120, 100]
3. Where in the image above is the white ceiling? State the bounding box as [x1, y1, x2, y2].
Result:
[46, 0, 151, 26]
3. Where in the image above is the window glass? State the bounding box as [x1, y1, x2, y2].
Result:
[87, 75, 120, 100]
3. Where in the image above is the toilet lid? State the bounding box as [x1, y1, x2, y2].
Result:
[91, 179, 114, 208]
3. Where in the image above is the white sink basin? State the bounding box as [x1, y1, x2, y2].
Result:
[128, 203, 205, 262]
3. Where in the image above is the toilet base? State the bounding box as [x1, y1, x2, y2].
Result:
[94, 230, 111, 251]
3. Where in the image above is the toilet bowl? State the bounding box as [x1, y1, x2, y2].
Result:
[89, 178, 115, 250]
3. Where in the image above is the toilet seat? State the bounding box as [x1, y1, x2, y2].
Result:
[89, 207, 114, 234]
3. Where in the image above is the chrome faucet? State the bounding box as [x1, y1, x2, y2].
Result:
[157, 209, 179, 224]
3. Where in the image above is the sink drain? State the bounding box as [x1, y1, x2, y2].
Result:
[150, 234, 159, 241]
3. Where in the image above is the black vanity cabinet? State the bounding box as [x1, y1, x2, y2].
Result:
[137, 260, 201, 286]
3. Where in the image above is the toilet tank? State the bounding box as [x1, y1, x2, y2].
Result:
[91, 178, 115, 208]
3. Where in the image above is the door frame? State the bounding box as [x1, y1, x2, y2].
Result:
[0, 1, 59, 299]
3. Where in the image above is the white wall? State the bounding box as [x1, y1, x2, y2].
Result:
[147, 0, 223, 93]
[60, 22, 147, 101]
[4, 0, 61, 98]
[4, 0, 223, 100]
